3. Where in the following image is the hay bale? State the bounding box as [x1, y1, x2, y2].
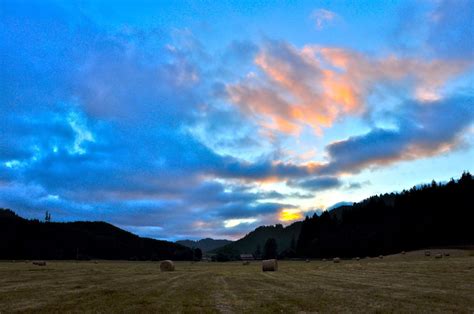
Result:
[242, 261, 250, 265]
[435, 253, 442, 259]
[262, 259, 278, 271]
[333, 257, 340, 263]
[32, 261, 46, 266]
[356, 257, 360, 261]
[322, 258, 327, 262]
[160, 260, 175, 271]
[425, 250, 431, 257]
[401, 251, 406, 255]
[378, 255, 383, 259]
[305, 259, 310, 263]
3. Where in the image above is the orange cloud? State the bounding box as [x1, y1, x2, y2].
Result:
[226, 42, 469, 136]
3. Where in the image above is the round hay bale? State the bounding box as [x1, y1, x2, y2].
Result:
[356, 257, 360, 261]
[435, 253, 442, 259]
[333, 257, 340, 263]
[160, 260, 175, 272]
[322, 258, 327, 262]
[32, 261, 46, 266]
[401, 251, 406, 255]
[262, 259, 278, 271]
[378, 255, 383, 259]
[425, 250, 431, 257]
[242, 261, 250, 265]
[305, 259, 310, 263]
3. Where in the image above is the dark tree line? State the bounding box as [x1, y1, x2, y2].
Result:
[212, 222, 301, 260]
[0, 210, 194, 260]
[296, 172, 474, 258]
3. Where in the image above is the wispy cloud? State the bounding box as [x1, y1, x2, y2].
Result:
[311, 9, 338, 30]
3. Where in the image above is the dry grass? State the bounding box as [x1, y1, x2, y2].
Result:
[0, 250, 473, 313]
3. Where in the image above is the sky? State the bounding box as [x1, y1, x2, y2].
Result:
[1, 0, 473, 241]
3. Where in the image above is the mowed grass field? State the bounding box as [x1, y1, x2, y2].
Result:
[1, 250, 473, 313]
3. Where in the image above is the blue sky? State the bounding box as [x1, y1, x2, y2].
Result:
[1, 0, 473, 241]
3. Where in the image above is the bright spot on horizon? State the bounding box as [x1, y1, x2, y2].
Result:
[279, 209, 303, 222]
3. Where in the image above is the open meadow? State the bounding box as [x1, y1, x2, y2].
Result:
[1, 250, 473, 313]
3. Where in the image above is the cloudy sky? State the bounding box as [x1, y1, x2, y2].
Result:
[1, 0, 473, 241]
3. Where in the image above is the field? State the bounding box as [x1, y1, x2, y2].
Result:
[1, 250, 473, 313]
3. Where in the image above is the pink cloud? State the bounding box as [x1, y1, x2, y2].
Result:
[226, 41, 469, 136]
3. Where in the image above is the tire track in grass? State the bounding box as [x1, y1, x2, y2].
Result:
[213, 274, 239, 313]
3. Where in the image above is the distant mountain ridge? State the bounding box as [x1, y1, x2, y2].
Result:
[0, 208, 193, 260]
[212, 222, 302, 259]
[176, 238, 232, 252]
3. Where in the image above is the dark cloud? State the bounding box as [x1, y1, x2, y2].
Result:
[0, 108, 76, 162]
[289, 176, 341, 191]
[215, 158, 318, 180]
[215, 202, 293, 220]
[223, 40, 258, 63]
[320, 96, 473, 175]
[288, 192, 315, 199]
[345, 181, 371, 190]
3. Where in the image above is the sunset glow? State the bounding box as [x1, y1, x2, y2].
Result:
[1, 0, 472, 241]
[279, 209, 304, 222]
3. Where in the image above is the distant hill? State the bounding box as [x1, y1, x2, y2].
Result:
[212, 222, 301, 259]
[176, 238, 232, 252]
[0, 209, 193, 260]
[327, 201, 353, 211]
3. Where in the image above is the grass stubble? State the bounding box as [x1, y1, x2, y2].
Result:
[0, 249, 473, 313]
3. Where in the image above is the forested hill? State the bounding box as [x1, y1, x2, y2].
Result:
[0, 209, 193, 260]
[212, 222, 301, 259]
[176, 238, 232, 252]
[297, 172, 474, 258]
